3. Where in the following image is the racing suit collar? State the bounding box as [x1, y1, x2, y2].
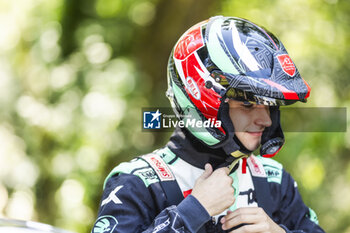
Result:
[166, 127, 234, 170]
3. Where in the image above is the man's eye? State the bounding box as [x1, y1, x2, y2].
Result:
[242, 103, 254, 108]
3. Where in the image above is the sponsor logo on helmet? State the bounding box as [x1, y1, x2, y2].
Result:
[277, 54, 296, 77]
[186, 76, 201, 100]
[143, 154, 175, 181]
[143, 110, 161, 129]
[174, 25, 204, 60]
[92, 215, 118, 233]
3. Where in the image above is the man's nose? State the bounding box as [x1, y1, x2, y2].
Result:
[254, 106, 272, 127]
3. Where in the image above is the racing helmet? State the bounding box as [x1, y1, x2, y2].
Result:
[166, 16, 310, 158]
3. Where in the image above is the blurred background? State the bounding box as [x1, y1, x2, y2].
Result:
[0, 0, 349, 232]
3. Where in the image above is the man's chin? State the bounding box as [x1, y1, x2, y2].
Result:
[236, 134, 261, 152]
[244, 141, 260, 152]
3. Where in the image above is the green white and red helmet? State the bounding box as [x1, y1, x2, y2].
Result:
[166, 16, 310, 158]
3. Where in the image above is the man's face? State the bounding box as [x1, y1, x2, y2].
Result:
[228, 99, 272, 151]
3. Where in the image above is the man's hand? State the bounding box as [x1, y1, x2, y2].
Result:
[191, 163, 235, 216]
[220, 207, 286, 233]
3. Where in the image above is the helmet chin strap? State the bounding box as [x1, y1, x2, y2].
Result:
[215, 100, 253, 173]
[259, 106, 285, 157]
[217, 100, 253, 154]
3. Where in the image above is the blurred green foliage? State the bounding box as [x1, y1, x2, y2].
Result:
[0, 0, 349, 232]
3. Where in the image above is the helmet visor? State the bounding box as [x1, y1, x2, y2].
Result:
[210, 71, 305, 106]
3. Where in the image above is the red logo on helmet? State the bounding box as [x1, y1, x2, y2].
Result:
[186, 76, 201, 100]
[174, 24, 204, 60]
[277, 54, 296, 77]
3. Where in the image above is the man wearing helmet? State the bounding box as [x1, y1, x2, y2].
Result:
[92, 16, 325, 233]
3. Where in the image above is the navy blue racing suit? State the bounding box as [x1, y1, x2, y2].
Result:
[92, 129, 325, 233]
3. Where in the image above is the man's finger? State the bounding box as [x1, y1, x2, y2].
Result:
[199, 163, 213, 180]
[215, 166, 230, 175]
[221, 207, 263, 224]
[229, 223, 268, 233]
[222, 213, 263, 230]
[226, 207, 263, 218]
